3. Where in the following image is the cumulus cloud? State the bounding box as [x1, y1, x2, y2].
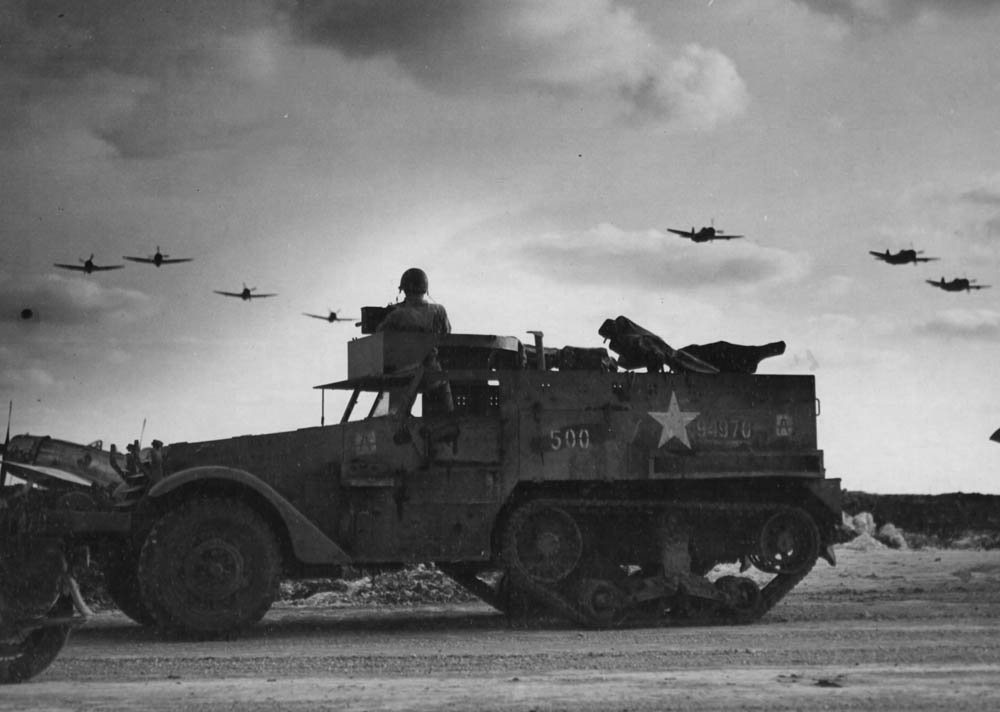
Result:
[792, 0, 1000, 28]
[0, 272, 151, 325]
[959, 187, 1000, 207]
[498, 223, 807, 291]
[0, 0, 293, 157]
[0, 1, 748, 158]
[0, 365, 55, 390]
[295, 0, 748, 127]
[948, 182, 1000, 248]
[914, 308, 1000, 340]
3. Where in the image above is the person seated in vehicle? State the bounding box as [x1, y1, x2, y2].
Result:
[379, 267, 453, 416]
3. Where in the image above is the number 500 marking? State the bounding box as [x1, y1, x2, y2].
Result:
[549, 427, 591, 451]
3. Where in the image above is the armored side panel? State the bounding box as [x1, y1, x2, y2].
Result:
[336, 415, 505, 562]
[347, 331, 437, 378]
[509, 370, 822, 487]
[162, 425, 346, 543]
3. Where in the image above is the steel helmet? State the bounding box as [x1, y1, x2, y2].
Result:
[399, 267, 429, 294]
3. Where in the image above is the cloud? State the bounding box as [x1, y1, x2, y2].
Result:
[499, 223, 807, 291]
[295, 0, 748, 127]
[914, 308, 1000, 341]
[0, 365, 55, 390]
[791, 0, 1000, 28]
[1, 1, 748, 159]
[0, 343, 56, 393]
[959, 188, 1000, 207]
[0, 272, 151, 325]
[0, 1, 294, 157]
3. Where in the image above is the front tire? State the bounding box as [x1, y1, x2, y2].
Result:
[138, 497, 281, 639]
[0, 599, 72, 684]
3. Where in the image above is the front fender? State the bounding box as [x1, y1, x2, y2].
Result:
[147, 466, 351, 566]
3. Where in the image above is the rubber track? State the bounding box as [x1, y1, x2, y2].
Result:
[502, 497, 818, 629]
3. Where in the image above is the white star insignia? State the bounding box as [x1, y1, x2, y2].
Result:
[649, 392, 699, 448]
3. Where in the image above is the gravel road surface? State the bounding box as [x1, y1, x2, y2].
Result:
[6, 545, 1000, 711]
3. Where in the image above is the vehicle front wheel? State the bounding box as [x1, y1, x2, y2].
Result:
[138, 497, 281, 639]
[0, 599, 72, 684]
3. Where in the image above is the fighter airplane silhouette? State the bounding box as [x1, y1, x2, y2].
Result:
[869, 248, 939, 265]
[124, 246, 193, 267]
[303, 309, 357, 323]
[666, 223, 743, 242]
[53, 255, 124, 273]
[214, 284, 277, 301]
[925, 277, 991, 292]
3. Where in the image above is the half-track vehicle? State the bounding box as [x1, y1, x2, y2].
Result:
[1, 316, 840, 682]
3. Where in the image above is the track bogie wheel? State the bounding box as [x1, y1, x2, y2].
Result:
[748, 508, 820, 575]
[138, 496, 281, 639]
[576, 578, 625, 628]
[503, 503, 583, 584]
[714, 575, 762, 616]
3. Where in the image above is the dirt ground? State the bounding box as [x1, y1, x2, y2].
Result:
[6, 543, 1000, 711]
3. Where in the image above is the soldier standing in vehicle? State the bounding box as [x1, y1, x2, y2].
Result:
[377, 267, 451, 335]
[379, 268, 453, 415]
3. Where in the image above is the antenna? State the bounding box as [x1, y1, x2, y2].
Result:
[1, 401, 11, 488]
[138, 417, 147, 449]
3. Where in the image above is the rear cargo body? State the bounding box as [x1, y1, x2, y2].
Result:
[509, 370, 822, 482]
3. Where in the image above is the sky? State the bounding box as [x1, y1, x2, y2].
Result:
[2, 0, 999, 494]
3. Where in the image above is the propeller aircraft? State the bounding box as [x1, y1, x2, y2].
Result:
[53, 254, 124, 273]
[303, 309, 357, 323]
[214, 284, 278, 301]
[925, 277, 991, 292]
[869, 248, 939, 265]
[124, 246, 193, 267]
[666, 222, 743, 243]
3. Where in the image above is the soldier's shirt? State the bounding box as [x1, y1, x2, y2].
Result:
[378, 301, 451, 335]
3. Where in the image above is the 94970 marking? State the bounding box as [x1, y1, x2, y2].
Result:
[695, 419, 752, 440]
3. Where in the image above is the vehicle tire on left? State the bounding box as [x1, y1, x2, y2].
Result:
[138, 496, 281, 639]
[0, 598, 72, 684]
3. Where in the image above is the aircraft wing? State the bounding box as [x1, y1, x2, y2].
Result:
[868, 251, 886, 260]
[124, 256, 155, 264]
[93, 264, 124, 270]
[2, 460, 92, 488]
[914, 257, 940, 262]
[716, 234, 743, 240]
[971, 285, 991, 290]
[53, 263, 86, 271]
[250, 293, 277, 299]
[303, 313, 327, 320]
[666, 229, 695, 238]
[214, 290, 244, 298]
[925, 280, 943, 288]
[161, 257, 193, 264]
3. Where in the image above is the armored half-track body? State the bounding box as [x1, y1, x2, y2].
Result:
[1, 320, 840, 681]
